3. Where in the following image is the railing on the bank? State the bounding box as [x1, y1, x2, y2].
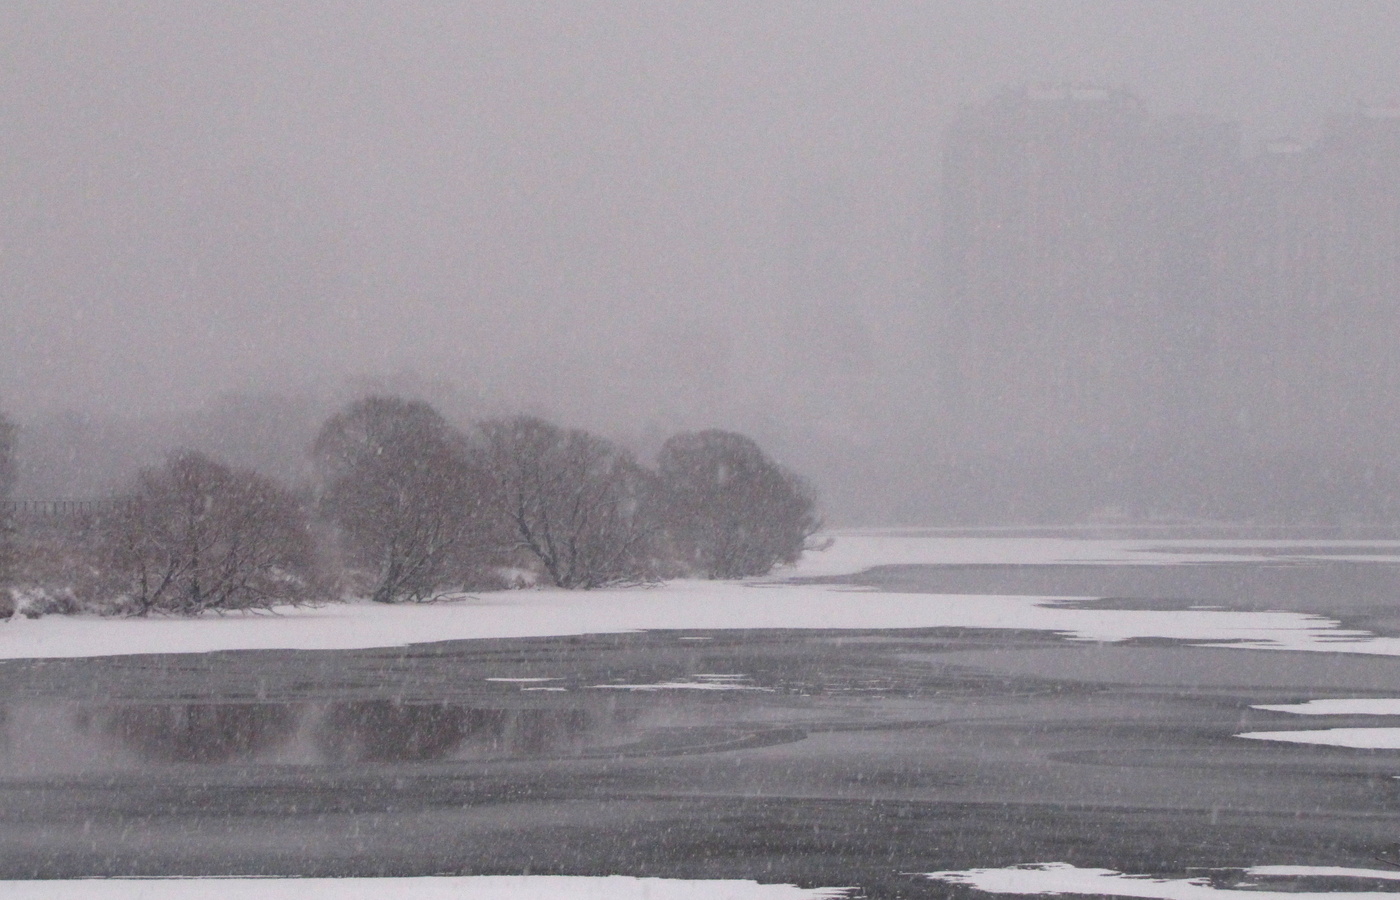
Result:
[0, 499, 137, 519]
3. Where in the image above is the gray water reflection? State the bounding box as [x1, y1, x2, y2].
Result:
[2, 699, 632, 773]
[316, 702, 599, 762]
[88, 703, 302, 764]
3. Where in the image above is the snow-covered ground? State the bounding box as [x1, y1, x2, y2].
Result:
[5, 532, 1400, 660]
[927, 863, 1400, 899]
[0, 876, 850, 899]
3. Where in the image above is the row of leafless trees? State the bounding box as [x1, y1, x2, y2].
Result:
[1, 398, 819, 615]
[313, 397, 819, 602]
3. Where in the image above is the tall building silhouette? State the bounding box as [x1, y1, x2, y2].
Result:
[941, 86, 1155, 457]
[1219, 106, 1400, 454]
[939, 86, 1400, 519]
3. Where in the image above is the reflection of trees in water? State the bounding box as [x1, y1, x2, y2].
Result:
[80, 700, 614, 765]
[510, 707, 592, 754]
[317, 702, 495, 762]
[97, 703, 300, 763]
[316, 702, 596, 762]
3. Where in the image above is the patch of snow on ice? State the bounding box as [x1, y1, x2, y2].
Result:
[590, 672, 767, 691]
[485, 677, 559, 683]
[1236, 728, 1400, 749]
[588, 680, 773, 692]
[926, 862, 1400, 899]
[0, 875, 852, 899]
[1249, 867, 1400, 881]
[1252, 699, 1400, 716]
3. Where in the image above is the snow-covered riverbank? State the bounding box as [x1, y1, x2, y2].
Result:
[5, 533, 1400, 660]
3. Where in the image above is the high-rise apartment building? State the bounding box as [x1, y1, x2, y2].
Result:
[941, 86, 1155, 456]
[1213, 106, 1400, 455]
[940, 87, 1400, 498]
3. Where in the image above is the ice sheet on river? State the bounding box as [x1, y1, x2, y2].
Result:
[794, 531, 1400, 577]
[1237, 728, 1400, 749]
[1253, 699, 1400, 715]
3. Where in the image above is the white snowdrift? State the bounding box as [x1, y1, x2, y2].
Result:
[0, 876, 849, 900]
[927, 862, 1400, 899]
[1236, 728, 1400, 749]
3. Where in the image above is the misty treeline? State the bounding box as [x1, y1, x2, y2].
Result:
[0, 398, 818, 617]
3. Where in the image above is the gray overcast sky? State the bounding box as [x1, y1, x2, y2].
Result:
[3, 1, 1400, 428]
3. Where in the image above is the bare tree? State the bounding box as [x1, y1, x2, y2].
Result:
[313, 396, 490, 602]
[656, 429, 819, 579]
[99, 451, 317, 615]
[478, 416, 656, 588]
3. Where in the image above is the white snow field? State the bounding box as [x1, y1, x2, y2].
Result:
[1253, 699, 1400, 715]
[1236, 728, 1400, 749]
[5, 533, 1400, 660]
[926, 862, 1400, 899]
[0, 876, 850, 900]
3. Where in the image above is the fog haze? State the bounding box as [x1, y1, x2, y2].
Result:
[5, 2, 1400, 522]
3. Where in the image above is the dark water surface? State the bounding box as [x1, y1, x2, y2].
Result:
[1, 698, 630, 773]
[2, 557, 1400, 897]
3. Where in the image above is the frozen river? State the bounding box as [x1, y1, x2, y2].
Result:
[2, 531, 1400, 897]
